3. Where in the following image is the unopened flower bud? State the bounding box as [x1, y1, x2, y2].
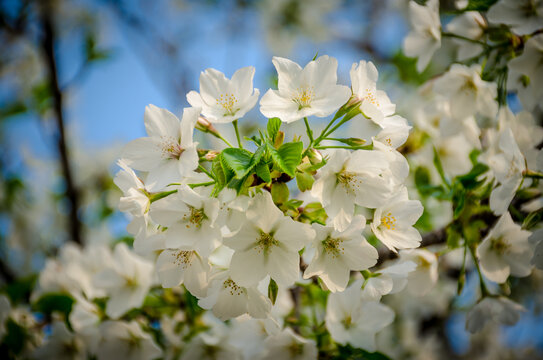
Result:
[307, 148, 323, 165]
[196, 116, 218, 135]
[204, 150, 219, 161]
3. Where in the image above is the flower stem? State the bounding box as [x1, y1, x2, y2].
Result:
[233, 119, 243, 149]
[441, 32, 488, 47]
[314, 145, 370, 150]
[304, 117, 314, 143]
[189, 181, 215, 189]
[198, 165, 215, 180]
[468, 245, 489, 297]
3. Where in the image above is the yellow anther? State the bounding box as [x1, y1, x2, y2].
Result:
[381, 212, 397, 230]
[216, 93, 239, 116]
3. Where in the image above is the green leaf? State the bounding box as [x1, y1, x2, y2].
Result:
[300, 202, 327, 225]
[267, 118, 281, 141]
[296, 171, 314, 192]
[33, 293, 75, 318]
[523, 209, 543, 230]
[433, 147, 450, 188]
[268, 141, 304, 177]
[221, 148, 254, 179]
[446, 225, 462, 249]
[3, 275, 37, 305]
[271, 182, 289, 205]
[465, 0, 498, 11]
[255, 161, 271, 183]
[268, 279, 279, 305]
[452, 183, 466, 220]
[212, 156, 227, 194]
[0, 318, 28, 356]
[456, 163, 489, 190]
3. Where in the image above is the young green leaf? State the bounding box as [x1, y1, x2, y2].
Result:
[268, 141, 304, 177]
[255, 161, 271, 183]
[268, 278, 279, 305]
[221, 148, 254, 179]
[267, 117, 281, 141]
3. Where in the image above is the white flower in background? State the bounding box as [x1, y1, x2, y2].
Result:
[121, 105, 199, 190]
[497, 108, 543, 170]
[487, 127, 525, 215]
[507, 34, 543, 111]
[433, 134, 475, 177]
[477, 212, 533, 283]
[224, 191, 315, 287]
[433, 64, 497, 120]
[114, 160, 149, 217]
[69, 295, 100, 338]
[198, 270, 271, 320]
[371, 187, 424, 252]
[93, 243, 154, 318]
[350, 114, 411, 149]
[227, 315, 279, 359]
[362, 261, 417, 301]
[373, 140, 410, 185]
[216, 189, 251, 236]
[156, 249, 210, 297]
[399, 249, 438, 296]
[530, 229, 543, 269]
[312, 149, 394, 231]
[33, 321, 87, 360]
[325, 280, 395, 352]
[466, 296, 525, 333]
[303, 215, 378, 292]
[349, 60, 395, 121]
[181, 332, 242, 360]
[149, 185, 221, 257]
[187, 67, 260, 123]
[259, 56, 351, 123]
[259, 328, 318, 360]
[95, 321, 162, 360]
[403, 0, 441, 72]
[446, 12, 486, 61]
[487, 0, 543, 35]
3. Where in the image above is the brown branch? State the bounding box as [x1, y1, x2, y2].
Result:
[40, 6, 83, 246]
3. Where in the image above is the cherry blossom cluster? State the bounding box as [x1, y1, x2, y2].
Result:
[110, 55, 424, 356]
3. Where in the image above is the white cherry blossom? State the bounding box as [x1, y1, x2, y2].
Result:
[303, 215, 378, 292]
[325, 279, 395, 352]
[477, 212, 533, 284]
[371, 187, 424, 253]
[224, 191, 315, 287]
[311, 149, 394, 231]
[187, 67, 260, 124]
[403, 0, 441, 72]
[93, 243, 154, 318]
[433, 64, 497, 120]
[487, 0, 543, 35]
[466, 296, 525, 333]
[259, 328, 318, 360]
[94, 321, 162, 360]
[487, 127, 526, 215]
[198, 269, 271, 320]
[259, 55, 351, 123]
[156, 249, 210, 297]
[149, 185, 221, 257]
[399, 249, 438, 296]
[349, 60, 395, 121]
[122, 105, 199, 190]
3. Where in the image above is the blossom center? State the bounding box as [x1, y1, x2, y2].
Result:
[254, 230, 279, 254]
[364, 88, 380, 108]
[380, 212, 397, 230]
[173, 250, 194, 269]
[490, 236, 510, 255]
[322, 236, 345, 258]
[216, 93, 239, 116]
[337, 170, 362, 194]
[223, 278, 244, 296]
[159, 136, 184, 160]
[293, 86, 315, 109]
[288, 342, 305, 357]
[342, 316, 353, 329]
[182, 206, 206, 228]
